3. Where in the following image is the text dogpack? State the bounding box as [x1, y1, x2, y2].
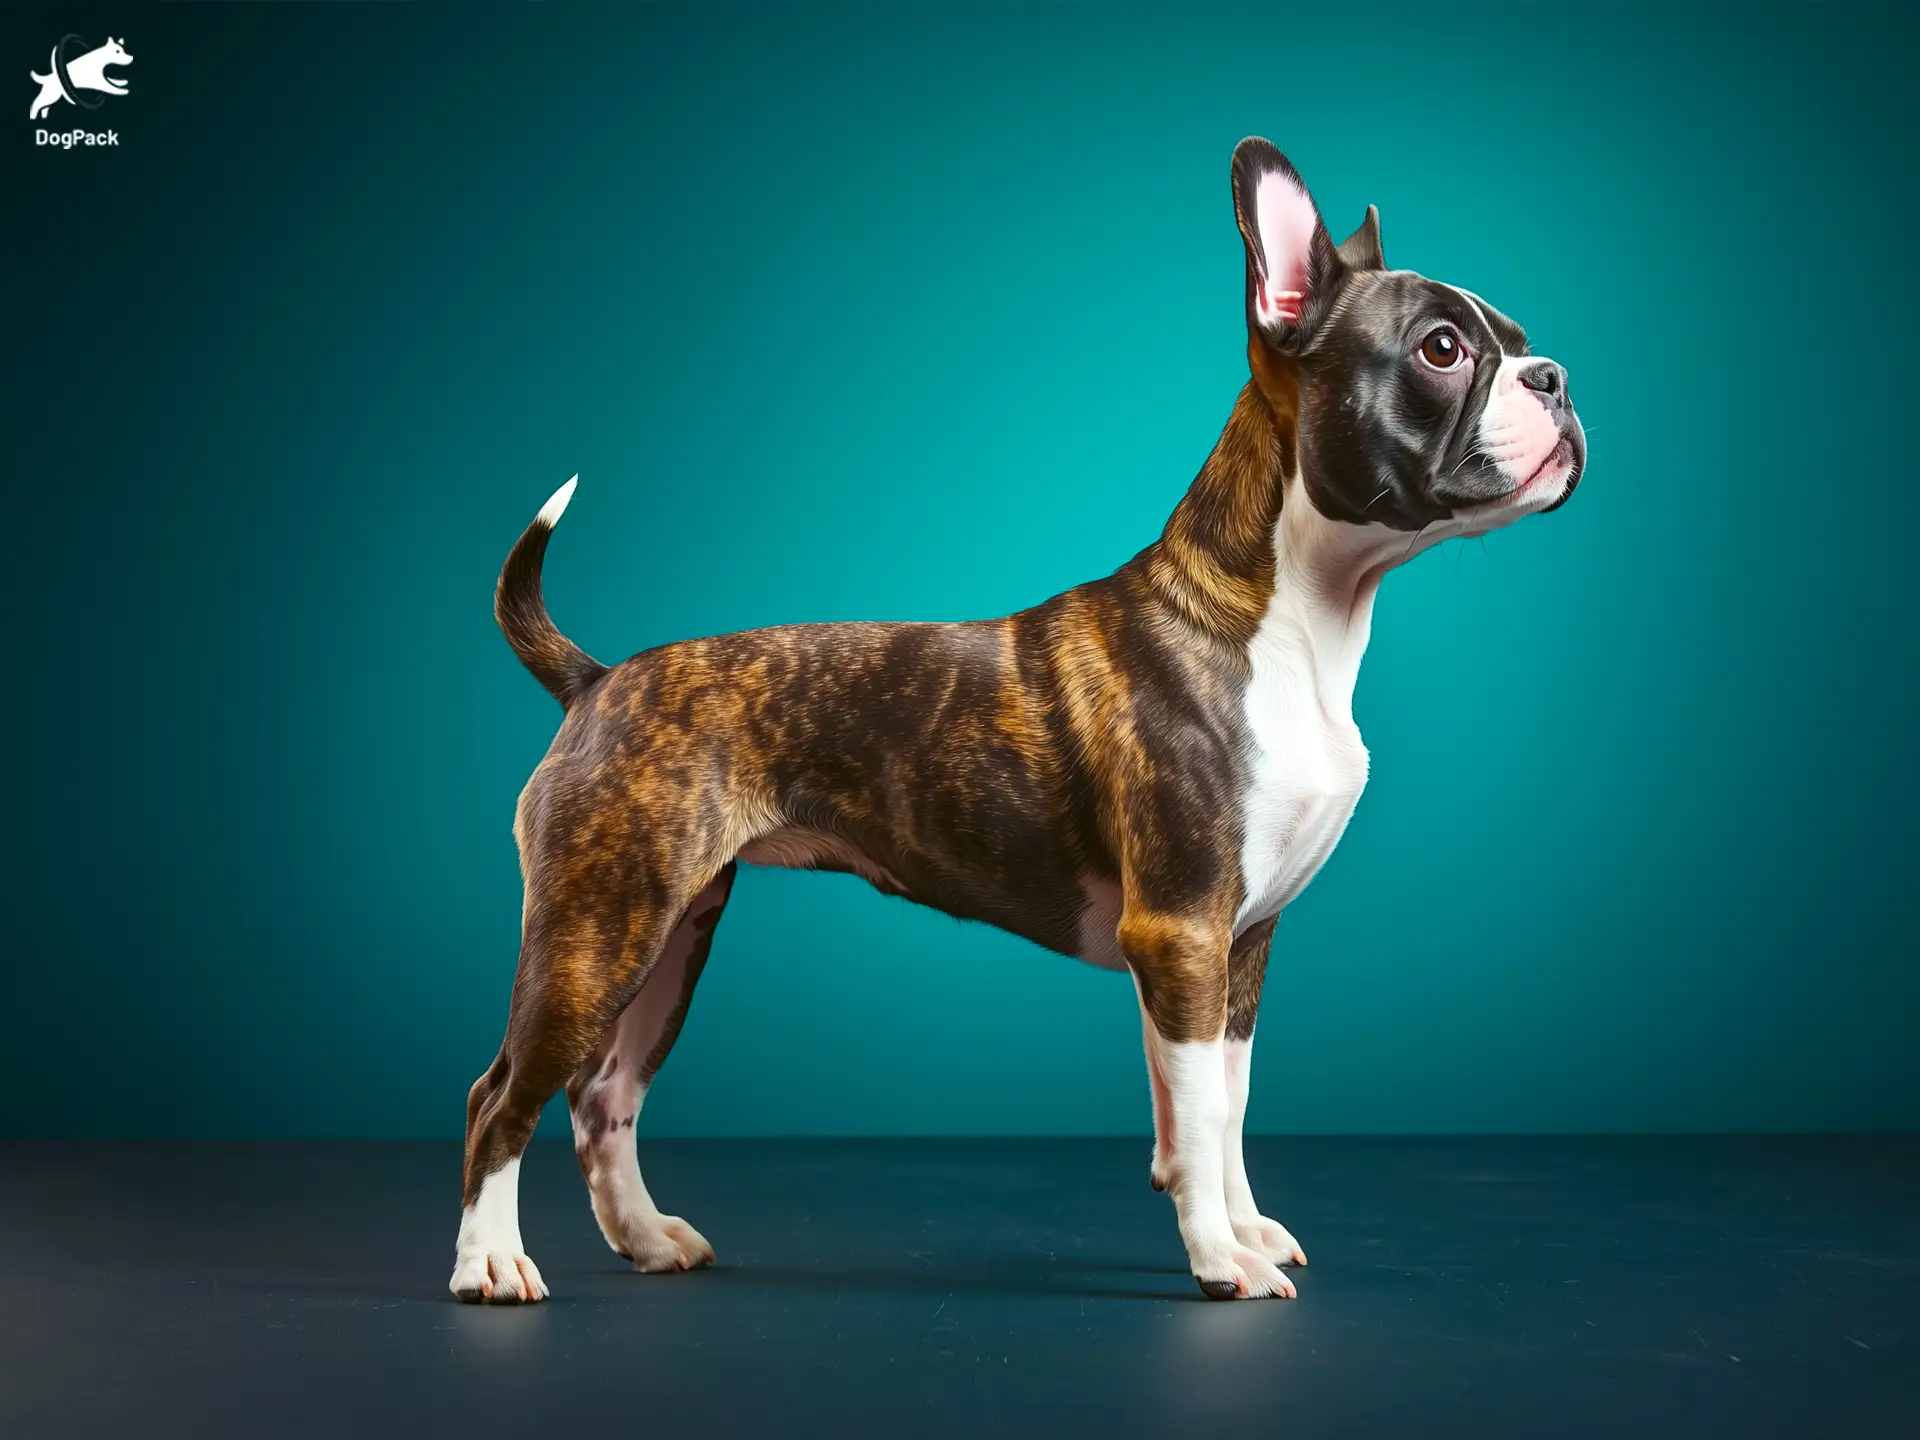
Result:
[37, 127, 118, 148]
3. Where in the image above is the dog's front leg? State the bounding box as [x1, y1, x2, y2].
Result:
[1222, 919, 1307, 1268]
[1124, 907, 1295, 1301]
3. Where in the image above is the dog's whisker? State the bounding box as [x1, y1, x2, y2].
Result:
[1402, 520, 1432, 564]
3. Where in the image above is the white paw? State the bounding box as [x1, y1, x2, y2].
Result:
[449, 1250, 549, 1304]
[1191, 1241, 1297, 1300]
[613, 1214, 715, 1273]
[1233, 1214, 1308, 1267]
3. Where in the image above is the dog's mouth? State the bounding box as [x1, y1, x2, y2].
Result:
[1451, 435, 1579, 527]
[1515, 437, 1574, 498]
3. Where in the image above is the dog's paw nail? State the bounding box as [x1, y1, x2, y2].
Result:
[1198, 1278, 1240, 1301]
[1210, 1245, 1294, 1299]
[451, 1251, 546, 1304]
[614, 1215, 715, 1274]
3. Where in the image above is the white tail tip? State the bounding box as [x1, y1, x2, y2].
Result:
[536, 475, 579, 528]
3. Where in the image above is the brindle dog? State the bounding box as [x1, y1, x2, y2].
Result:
[451, 137, 1585, 1303]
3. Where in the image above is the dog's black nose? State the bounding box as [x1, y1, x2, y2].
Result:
[1519, 360, 1570, 411]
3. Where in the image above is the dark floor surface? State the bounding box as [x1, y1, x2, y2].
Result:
[2, 1137, 1915, 1437]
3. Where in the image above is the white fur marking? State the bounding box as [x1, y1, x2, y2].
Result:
[449, 1157, 549, 1302]
[1147, 1030, 1294, 1298]
[1442, 282, 1497, 341]
[536, 475, 579, 528]
[1223, 1032, 1307, 1267]
[1233, 478, 1379, 931]
[1478, 356, 1564, 489]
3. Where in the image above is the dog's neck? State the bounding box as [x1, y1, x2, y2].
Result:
[1147, 381, 1410, 699]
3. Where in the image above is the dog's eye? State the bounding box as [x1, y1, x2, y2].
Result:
[1418, 329, 1464, 370]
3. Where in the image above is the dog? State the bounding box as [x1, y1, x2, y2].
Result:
[28, 36, 131, 121]
[451, 137, 1585, 1304]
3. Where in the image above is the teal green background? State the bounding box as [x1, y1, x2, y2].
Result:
[6, 3, 1915, 1139]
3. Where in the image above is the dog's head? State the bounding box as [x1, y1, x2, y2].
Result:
[1232, 138, 1585, 534]
[90, 37, 133, 89]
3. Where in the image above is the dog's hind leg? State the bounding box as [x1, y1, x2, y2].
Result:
[450, 834, 733, 1304]
[565, 864, 736, 1272]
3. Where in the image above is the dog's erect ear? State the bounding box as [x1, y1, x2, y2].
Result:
[1337, 205, 1385, 272]
[1231, 138, 1342, 351]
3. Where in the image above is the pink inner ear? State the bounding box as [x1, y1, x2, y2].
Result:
[1254, 171, 1317, 327]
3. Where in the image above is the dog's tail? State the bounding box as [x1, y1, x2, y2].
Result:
[496, 477, 608, 709]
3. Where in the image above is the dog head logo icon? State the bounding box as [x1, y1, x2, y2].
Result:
[29, 35, 132, 121]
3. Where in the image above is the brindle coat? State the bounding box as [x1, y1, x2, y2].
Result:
[456, 136, 1584, 1303]
[468, 375, 1301, 1199]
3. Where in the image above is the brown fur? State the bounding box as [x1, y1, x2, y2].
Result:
[460, 382, 1295, 1207]
[1226, 918, 1275, 1044]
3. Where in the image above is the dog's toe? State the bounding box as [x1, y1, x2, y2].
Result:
[1231, 1247, 1297, 1299]
[1190, 1243, 1297, 1301]
[1234, 1214, 1308, 1267]
[618, 1214, 715, 1273]
[450, 1251, 549, 1304]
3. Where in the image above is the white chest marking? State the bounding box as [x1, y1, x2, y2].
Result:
[1072, 479, 1457, 962]
[1232, 616, 1371, 931]
[1232, 487, 1387, 933]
